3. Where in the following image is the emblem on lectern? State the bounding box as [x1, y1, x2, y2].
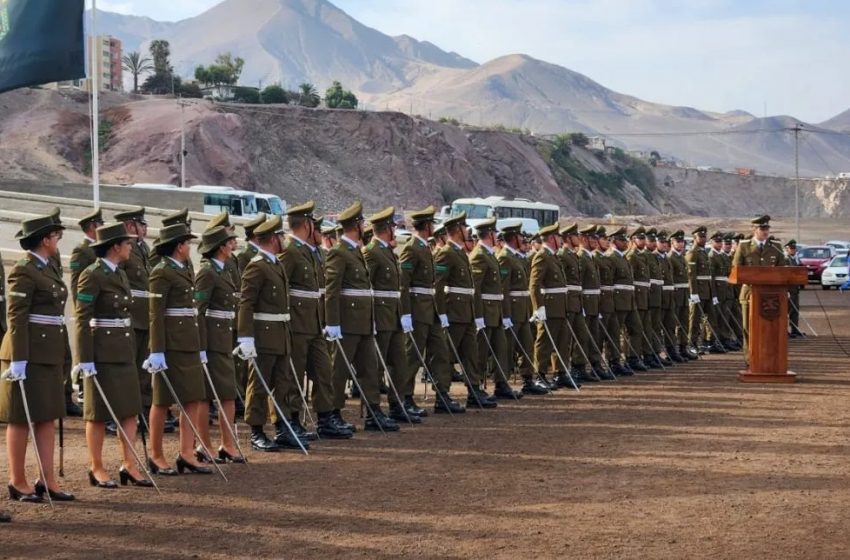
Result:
[759, 292, 781, 320]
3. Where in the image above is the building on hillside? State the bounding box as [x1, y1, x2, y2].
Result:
[736, 167, 756, 176]
[588, 136, 607, 151]
[201, 85, 236, 100]
[45, 35, 122, 92]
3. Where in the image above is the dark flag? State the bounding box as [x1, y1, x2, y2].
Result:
[0, 0, 86, 94]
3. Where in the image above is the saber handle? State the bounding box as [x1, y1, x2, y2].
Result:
[91, 375, 161, 494]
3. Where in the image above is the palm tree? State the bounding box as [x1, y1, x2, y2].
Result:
[122, 51, 153, 93]
[298, 82, 320, 108]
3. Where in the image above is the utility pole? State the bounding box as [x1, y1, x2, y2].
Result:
[90, 0, 100, 206]
[180, 97, 186, 188]
[793, 123, 802, 241]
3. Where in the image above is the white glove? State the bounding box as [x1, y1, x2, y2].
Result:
[533, 306, 547, 322]
[324, 325, 342, 341]
[1, 361, 27, 382]
[689, 294, 701, 304]
[439, 314, 450, 329]
[400, 314, 413, 333]
[234, 338, 257, 360]
[474, 317, 486, 331]
[501, 317, 514, 330]
[598, 314, 603, 319]
[142, 353, 168, 373]
[582, 309, 586, 317]
[72, 363, 97, 379]
[712, 297, 720, 305]
[199, 351, 208, 364]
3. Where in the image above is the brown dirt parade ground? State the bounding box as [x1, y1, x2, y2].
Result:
[2, 288, 850, 559]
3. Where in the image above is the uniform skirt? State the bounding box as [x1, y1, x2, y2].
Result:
[83, 362, 143, 422]
[204, 350, 238, 401]
[0, 362, 65, 424]
[152, 351, 207, 406]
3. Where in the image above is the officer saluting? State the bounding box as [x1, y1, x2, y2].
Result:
[325, 202, 399, 432]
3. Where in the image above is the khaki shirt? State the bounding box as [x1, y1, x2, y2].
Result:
[74, 259, 134, 364]
[0, 254, 68, 365]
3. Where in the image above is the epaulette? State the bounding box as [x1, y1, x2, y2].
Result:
[16, 258, 28, 266]
[250, 255, 264, 263]
[153, 261, 168, 271]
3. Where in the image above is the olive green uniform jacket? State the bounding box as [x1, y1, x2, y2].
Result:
[69, 237, 97, 299]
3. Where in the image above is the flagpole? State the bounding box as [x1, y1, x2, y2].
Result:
[90, 0, 100, 206]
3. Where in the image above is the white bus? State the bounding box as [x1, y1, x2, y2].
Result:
[187, 185, 260, 217]
[450, 196, 560, 233]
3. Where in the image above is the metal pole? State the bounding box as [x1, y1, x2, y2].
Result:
[794, 124, 801, 241]
[180, 99, 186, 188]
[90, 0, 100, 206]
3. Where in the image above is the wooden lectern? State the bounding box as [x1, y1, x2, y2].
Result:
[728, 265, 808, 383]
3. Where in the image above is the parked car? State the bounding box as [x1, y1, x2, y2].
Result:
[824, 240, 850, 254]
[820, 255, 849, 289]
[798, 246, 834, 283]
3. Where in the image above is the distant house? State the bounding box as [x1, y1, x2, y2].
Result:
[588, 136, 607, 151]
[736, 167, 756, 176]
[201, 85, 236, 101]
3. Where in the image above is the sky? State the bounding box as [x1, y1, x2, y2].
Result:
[91, 0, 850, 123]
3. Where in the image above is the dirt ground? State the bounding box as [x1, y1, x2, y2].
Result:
[1, 288, 849, 559]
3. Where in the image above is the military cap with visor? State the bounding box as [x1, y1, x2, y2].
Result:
[253, 214, 284, 237]
[16, 214, 66, 243]
[206, 210, 232, 230]
[337, 201, 364, 224]
[692, 226, 708, 236]
[368, 206, 396, 226]
[609, 226, 628, 240]
[287, 200, 315, 218]
[751, 215, 771, 227]
[596, 225, 608, 237]
[630, 226, 646, 238]
[152, 223, 196, 248]
[579, 224, 598, 237]
[113, 206, 147, 225]
[474, 217, 498, 233]
[199, 225, 237, 255]
[443, 212, 467, 229]
[410, 205, 436, 224]
[161, 207, 191, 227]
[243, 213, 267, 237]
[784, 239, 797, 248]
[709, 231, 724, 241]
[559, 222, 579, 236]
[538, 223, 560, 238]
[670, 230, 685, 240]
[78, 207, 104, 230]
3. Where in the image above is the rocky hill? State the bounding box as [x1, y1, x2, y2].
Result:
[3, 87, 849, 218]
[89, 0, 850, 176]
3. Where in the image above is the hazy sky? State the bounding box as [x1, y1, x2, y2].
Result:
[91, 0, 849, 123]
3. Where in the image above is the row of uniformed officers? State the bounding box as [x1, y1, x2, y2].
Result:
[0, 201, 785, 515]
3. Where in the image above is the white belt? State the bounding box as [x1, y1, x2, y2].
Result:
[206, 309, 236, 320]
[614, 284, 635, 291]
[481, 293, 504, 301]
[540, 287, 568, 295]
[165, 308, 197, 317]
[340, 288, 373, 297]
[254, 312, 290, 322]
[567, 285, 582, 292]
[649, 279, 664, 285]
[290, 289, 322, 300]
[674, 283, 689, 289]
[410, 287, 435, 296]
[131, 290, 161, 299]
[696, 275, 712, 281]
[89, 318, 131, 328]
[600, 286, 614, 292]
[445, 286, 475, 296]
[662, 286, 675, 292]
[633, 281, 650, 288]
[233, 292, 242, 298]
[29, 314, 65, 326]
[509, 290, 530, 297]
[582, 289, 601, 296]
[319, 288, 326, 296]
[0, 295, 4, 302]
[716, 276, 729, 282]
[373, 290, 401, 299]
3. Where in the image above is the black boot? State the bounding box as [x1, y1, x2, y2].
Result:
[539, 374, 560, 390]
[389, 403, 421, 424]
[434, 392, 466, 414]
[554, 371, 580, 388]
[466, 386, 498, 408]
[643, 354, 662, 369]
[628, 357, 648, 372]
[316, 411, 354, 439]
[592, 363, 616, 381]
[333, 410, 357, 433]
[572, 366, 597, 383]
[494, 382, 523, 400]
[681, 344, 698, 360]
[521, 377, 549, 395]
[667, 347, 685, 363]
[349, 383, 361, 399]
[250, 426, 279, 452]
[657, 353, 673, 367]
[289, 415, 318, 441]
[708, 341, 727, 354]
[365, 406, 400, 432]
[404, 396, 428, 417]
[610, 361, 633, 376]
[275, 421, 310, 450]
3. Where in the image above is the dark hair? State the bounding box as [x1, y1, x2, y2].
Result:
[288, 214, 309, 230]
[446, 223, 464, 236]
[413, 219, 431, 231]
[373, 222, 392, 235]
[154, 240, 181, 257]
[94, 239, 123, 258]
[19, 231, 54, 251]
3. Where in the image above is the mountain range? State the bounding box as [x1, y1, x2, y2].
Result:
[90, 0, 850, 176]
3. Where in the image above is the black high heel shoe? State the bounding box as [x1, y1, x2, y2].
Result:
[218, 447, 246, 464]
[175, 455, 212, 475]
[147, 458, 178, 476]
[87, 470, 118, 489]
[119, 467, 154, 488]
[7, 484, 41, 503]
[34, 480, 76, 501]
[194, 446, 224, 464]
